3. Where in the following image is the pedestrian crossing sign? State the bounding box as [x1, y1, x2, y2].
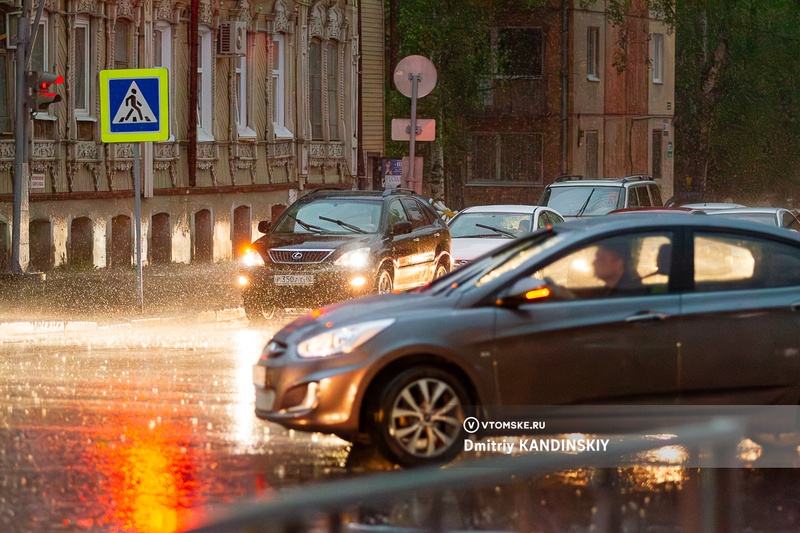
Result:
[100, 68, 169, 143]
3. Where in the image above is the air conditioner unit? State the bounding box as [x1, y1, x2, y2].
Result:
[219, 21, 246, 56]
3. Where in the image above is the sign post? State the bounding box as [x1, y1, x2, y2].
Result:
[393, 56, 437, 194]
[99, 68, 170, 312]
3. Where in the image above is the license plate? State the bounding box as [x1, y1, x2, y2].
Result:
[274, 274, 315, 285]
[252, 364, 267, 386]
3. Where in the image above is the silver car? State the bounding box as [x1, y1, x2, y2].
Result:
[704, 207, 800, 231]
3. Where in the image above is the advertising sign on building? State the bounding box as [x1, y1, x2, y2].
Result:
[382, 158, 402, 189]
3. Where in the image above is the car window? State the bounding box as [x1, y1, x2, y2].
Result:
[628, 188, 641, 207]
[417, 201, 439, 226]
[533, 233, 673, 299]
[448, 212, 531, 238]
[399, 197, 429, 230]
[387, 199, 409, 227]
[546, 211, 564, 225]
[545, 186, 624, 216]
[789, 215, 800, 231]
[694, 233, 800, 290]
[649, 185, 663, 206]
[637, 186, 652, 207]
[537, 213, 549, 229]
[273, 198, 382, 234]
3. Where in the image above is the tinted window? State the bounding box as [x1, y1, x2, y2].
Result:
[649, 185, 663, 206]
[628, 188, 641, 208]
[694, 233, 800, 290]
[537, 213, 549, 229]
[400, 197, 429, 230]
[534, 232, 673, 299]
[387, 199, 408, 227]
[637, 186, 652, 207]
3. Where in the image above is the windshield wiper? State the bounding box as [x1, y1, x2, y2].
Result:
[475, 223, 516, 238]
[288, 214, 325, 233]
[575, 190, 596, 217]
[318, 215, 367, 234]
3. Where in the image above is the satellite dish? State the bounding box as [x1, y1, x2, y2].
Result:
[393, 55, 437, 98]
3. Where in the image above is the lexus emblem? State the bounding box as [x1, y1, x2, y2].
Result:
[291, 252, 303, 260]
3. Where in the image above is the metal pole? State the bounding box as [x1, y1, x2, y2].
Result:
[134, 143, 143, 313]
[10, 4, 30, 274]
[408, 73, 419, 193]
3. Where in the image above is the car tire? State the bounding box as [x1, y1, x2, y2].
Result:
[369, 367, 470, 467]
[434, 260, 449, 279]
[376, 267, 393, 295]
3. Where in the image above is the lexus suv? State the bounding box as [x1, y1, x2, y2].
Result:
[239, 188, 451, 321]
[538, 175, 663, 219]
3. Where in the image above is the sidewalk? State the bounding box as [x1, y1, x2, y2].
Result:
[0, 261, 245, 326]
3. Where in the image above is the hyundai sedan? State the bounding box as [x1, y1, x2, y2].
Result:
[253, 214, 800, 466]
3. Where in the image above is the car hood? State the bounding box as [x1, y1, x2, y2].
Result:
[273, 290, 457, 343]
[254, 233, 376, 252]
[451, 237, 511, 261]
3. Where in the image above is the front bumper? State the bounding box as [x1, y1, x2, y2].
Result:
[252, 353, 372, 437]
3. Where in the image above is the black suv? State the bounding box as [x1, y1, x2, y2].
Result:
[239, 188, 452, 320]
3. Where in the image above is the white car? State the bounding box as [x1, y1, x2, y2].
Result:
[448, 205, 565, 268]
[704, 207, 800, 231]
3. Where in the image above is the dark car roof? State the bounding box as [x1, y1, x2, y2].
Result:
[551, 213, 800, 242]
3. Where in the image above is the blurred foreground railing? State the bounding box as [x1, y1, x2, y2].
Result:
[184, 418, 745, 533]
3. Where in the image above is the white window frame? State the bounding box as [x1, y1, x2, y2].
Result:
[271, 33, 292, 139]
[652, 33, 664, 84]
[154, 21, 174, 141]
[197, 25, 214, 141]
[587, 26, 600, 81]
[235, 41, 256, 139]
[75, 16, 91, 117]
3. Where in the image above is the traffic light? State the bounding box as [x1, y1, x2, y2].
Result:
[26, 71, 63, 112]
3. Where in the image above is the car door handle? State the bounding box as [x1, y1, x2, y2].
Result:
[413, 238, 420, 242]
[434, 233, 440, 237]
[791, 301, 800, 311]
[625, 311, 670, 323]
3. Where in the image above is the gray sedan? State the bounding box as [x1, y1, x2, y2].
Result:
[253, 214, 800, 466]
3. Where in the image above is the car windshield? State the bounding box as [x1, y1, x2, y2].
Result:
[423, 231, 565, 295]
[448, 212, 534, 238]
[545, 186, 623, 216]
[273, 199, 382, 234]
[709, 212, 777, 225]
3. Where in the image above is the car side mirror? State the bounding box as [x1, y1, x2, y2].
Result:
[392, 221, 413, 236]
[496, 277, 552, 307]
[257, 220, 272, 234]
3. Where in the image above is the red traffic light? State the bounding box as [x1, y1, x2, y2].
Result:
[26, 72, 63, 112]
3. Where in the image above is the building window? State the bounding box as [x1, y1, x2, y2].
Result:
[493, 27, 543, 78]
[469, 133, 544, 185]
[0, 52, 10, 133]
[30, 15, 48, 72]
[75, 17, 90, 115]
[309, 40, 323, 140]
[235, 40, 255, 139]
[652, 33, 664, 84]
[271, 34, 292, 138]
[585, 130, 598, 178]
[154, 21, 173, 140]
[587, 27, 600, 81]
[327, 43, 339, 141]
[197, 25, 213, 141]
[114, 20, 130, 69]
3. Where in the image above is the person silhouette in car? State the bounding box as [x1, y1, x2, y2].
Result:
[592, 239, 646, 296]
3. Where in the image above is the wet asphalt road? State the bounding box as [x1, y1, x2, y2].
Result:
[4, 317, 800, 532]
[0, 319, 356, 532]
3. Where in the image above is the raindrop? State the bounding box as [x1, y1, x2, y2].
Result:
[207, 423, 213, 430]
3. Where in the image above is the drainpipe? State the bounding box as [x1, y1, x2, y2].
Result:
[560, 0, 569, 175]
[356, 0, 364, 188]
[188, 0, 199, 187]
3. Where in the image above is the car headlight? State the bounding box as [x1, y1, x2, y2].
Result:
[297, 318, 395, 358]
[334, 247, 371, 269]
[242, 248, 265, 267]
